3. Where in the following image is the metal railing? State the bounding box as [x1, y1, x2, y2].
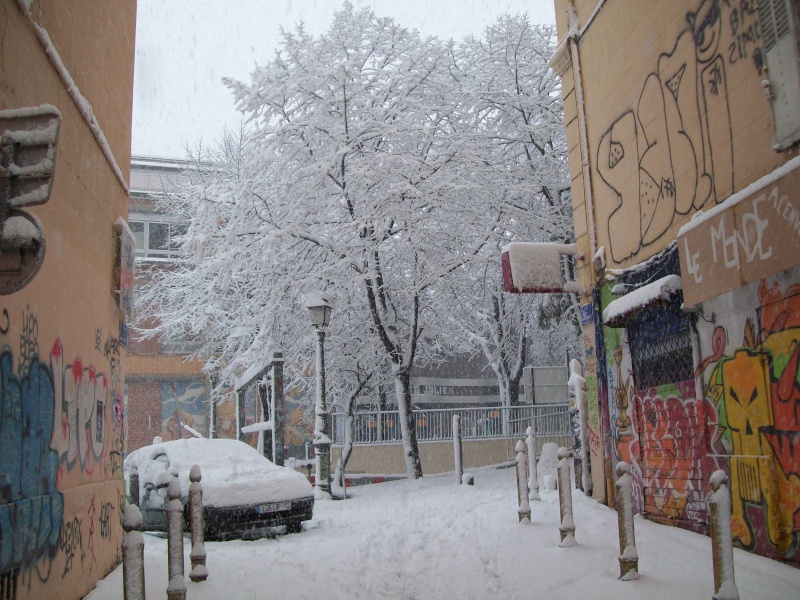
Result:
[332, 404, 571, 448]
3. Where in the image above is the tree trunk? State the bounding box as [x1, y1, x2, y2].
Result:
[394, 370, 423, 479]
[334, 413, 354, 491]
[508, 377, 521, 406]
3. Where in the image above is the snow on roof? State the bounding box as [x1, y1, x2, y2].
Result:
[677, 155, 800, 238]
[130, 156, 188, 171]
[606, 241, 677, 278]
[501, 242, 577, 292]
[234, 360, 272, 391]
[603, 275, 682, 327]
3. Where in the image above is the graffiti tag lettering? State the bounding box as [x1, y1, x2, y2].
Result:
[58, 516, 83, 577]
[99, 502, 114, 539]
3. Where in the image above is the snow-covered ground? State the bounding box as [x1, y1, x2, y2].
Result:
[87, 465, 799, 599]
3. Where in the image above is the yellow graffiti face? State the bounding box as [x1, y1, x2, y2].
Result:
[721, 349, 773, 455]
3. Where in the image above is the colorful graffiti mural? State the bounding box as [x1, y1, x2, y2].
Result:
[0, 307, 123, 593]
[602, 245, 716, 530]
[701, 278, 800, 560]
[596, 0, 764, 265]
[0, 348, 64, 577]
[635, 383, 710, 529]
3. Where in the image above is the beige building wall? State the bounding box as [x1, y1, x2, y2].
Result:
[0, 1, 136, 598]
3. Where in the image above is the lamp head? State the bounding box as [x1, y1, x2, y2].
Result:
[304, 292, 333, 328]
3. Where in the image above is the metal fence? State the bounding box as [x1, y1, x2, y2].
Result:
[332, 404, 571, 448]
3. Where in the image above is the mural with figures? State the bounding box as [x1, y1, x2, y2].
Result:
[698, 273, 800, 563]
[0, 308, 123, 592]
[596, 0, 763, 264]
[161, 380, 207, 441]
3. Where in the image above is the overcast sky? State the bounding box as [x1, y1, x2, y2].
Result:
[132, 0, 557, 159]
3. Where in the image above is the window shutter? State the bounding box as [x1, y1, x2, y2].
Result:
[758, 0, 800, 149]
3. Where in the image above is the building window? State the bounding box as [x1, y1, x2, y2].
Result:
[128, 219, 187, 260]
[627, 300, 694, 389]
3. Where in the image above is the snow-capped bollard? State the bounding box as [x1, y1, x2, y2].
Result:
[188, 465, 209, 582]
[129, 461, 139, 507]
[557, 447, 576, 547]
[515, 440, 531, 523]
[568, 359, 592, 496]
[453, 414, 463, 485]
[525, 425, 540, 501]
[122, 504, 145, 600]
[709, 470, 740, 600]
[166, 469, 186, 600]
[614, 461, 638, 580]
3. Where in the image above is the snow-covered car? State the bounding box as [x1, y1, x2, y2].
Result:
[124, 438, 314, 540]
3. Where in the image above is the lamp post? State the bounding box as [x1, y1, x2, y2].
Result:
[305, 292, 333, 498]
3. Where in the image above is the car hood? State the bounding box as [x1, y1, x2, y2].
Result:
[124, 438, 313, 507]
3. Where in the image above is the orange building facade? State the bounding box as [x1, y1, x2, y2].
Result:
[0, 1, 137, 597]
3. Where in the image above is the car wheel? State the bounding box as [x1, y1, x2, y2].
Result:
[285, 522, 302, 534]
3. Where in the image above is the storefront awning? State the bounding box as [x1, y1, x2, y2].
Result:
[602, 275, 682, 328]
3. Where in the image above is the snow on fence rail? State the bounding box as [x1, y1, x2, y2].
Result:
[331, 404, 571, 447]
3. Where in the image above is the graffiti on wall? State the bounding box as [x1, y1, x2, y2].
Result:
[701, 278, 800, 559]
[0, 307, 121, 587]
[635, 384, 710, 528]
[596, 0, 762, 264]
[48, 340, 109, 476]
[0, 348, 64, 577]
[582, 327, 602, 456]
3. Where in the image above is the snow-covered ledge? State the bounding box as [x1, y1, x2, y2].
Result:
[240, 421, 273, 434]
[603, 275, 682, 328]
[501, 242, 584, 294]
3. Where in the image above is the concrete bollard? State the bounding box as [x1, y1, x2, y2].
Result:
[515, 440, 531, 524]
[129, 461, 139, 507]
[525, 425, 540, 501]
[709, 470, 740, 600]
[557, 447, 576, 547]
[189, 465, 209, 583]
[453, 414, 463, 485]
[122, 504, 145, 600]
[166, 469, 187, 600]
[614, 461, 638, 580]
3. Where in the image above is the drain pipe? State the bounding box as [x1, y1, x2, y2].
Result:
[565, 0, 601, 260]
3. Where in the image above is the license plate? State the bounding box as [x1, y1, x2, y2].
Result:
[257, 501, 291, 514]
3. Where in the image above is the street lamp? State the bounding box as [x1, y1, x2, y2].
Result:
[305, 292, 333, 498]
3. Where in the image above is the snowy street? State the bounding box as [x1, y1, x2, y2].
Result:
[87, 465, 800, 599]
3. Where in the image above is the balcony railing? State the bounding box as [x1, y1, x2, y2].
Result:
[331, 404, 571, 448]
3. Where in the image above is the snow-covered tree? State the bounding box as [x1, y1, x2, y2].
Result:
[138, 5, 577, 480]
[443, 16, 577, 403]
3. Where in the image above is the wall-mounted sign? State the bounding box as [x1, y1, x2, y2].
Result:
[678, 158, 800, 306]
[501, 242, 583, 294]
[580, 303, 594, 325]
[0, 105, 61, 295]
